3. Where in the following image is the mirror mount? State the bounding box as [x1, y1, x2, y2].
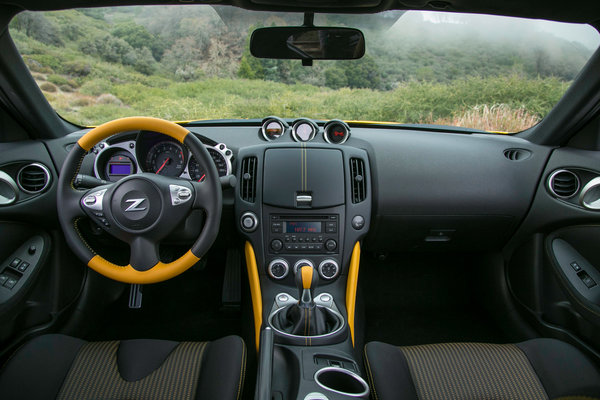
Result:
[303, 12, 315, 27]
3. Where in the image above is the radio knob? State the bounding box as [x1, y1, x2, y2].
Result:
[268, 259, 289, 280]
[325, 239, 337, 252]
[271, 239, 283, 252]
[318, 259, 340, 280]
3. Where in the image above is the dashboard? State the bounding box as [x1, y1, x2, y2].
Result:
[92, 131, 233, 182]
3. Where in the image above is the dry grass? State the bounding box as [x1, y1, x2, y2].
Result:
[431, 104, 541, 133]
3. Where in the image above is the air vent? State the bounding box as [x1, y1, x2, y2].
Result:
[240, 157, 257, 202]
[504, 148, 531, 161]
[17, 163, 51, 194]
[548, 169, 580, 199]
[350, 158, 367, 203]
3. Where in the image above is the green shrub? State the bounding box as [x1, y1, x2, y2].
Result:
[39, 82, 57, 92]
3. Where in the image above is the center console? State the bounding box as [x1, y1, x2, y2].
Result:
[236, 142, 372, 400]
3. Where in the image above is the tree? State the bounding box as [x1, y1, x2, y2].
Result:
[325, 68, 348, 89]
[112, 23, 166, 61]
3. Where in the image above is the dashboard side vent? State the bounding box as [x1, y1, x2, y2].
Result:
[548, 169, 579, 199]
[504, 148, 531, 161]
[17, 163, 51, 194]
[240, 157, 257, 202]
[350, 158, 367, 203]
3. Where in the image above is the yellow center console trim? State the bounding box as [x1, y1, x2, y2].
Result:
[87, 250, 200, 284]
[245, 242, 263, 351]
[77, 116, 190, 151]
[346, 242, 361, 346]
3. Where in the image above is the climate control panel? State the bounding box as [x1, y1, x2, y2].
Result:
[267, 257, 340, 281]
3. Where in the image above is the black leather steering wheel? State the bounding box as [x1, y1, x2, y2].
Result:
[57, 117, 222, 284]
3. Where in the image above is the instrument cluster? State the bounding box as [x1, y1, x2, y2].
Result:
[260, 116, 350, 144]
[93, 131, 233, 183]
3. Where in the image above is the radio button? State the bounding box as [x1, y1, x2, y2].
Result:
[326, 222, 337, 233]
[271, 239, 283, 252]
[325, 239, 337, 252]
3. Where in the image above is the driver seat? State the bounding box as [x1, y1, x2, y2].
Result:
[0, 334, 246, 400]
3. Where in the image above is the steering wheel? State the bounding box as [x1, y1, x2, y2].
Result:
[57, 117, 222, 284]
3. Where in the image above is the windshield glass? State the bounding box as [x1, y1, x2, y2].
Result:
[9, 6, 600, 132]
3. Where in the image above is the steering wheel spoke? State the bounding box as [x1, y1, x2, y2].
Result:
[190, 181, 213, 210]
[129, 236, 160, 271]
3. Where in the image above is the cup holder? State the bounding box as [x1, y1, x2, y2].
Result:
[314, 367, 370, 398]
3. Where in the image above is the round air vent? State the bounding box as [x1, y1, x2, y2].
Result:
[548, 169, 580, 199]
[17, 163, 51, 194]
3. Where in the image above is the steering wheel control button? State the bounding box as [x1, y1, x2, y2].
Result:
[320, 294, 332, 303]
[318, 259, 340, 280]
[82, 188, 107, 211]
[268, 259, 289, 280]
[169, 184, 192, 206]
[271, 239, 283, 252]
[240, 212, 258, 232]
[111, 180, 162, 231]
[351, 215, 365, 230]
[325, 239, 337, 252]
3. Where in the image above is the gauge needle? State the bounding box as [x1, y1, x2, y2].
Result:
[156, 158, 170, 174]
[198, 174, 206, 182]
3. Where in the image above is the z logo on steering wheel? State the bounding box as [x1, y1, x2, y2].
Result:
[124, 198, 147, 212]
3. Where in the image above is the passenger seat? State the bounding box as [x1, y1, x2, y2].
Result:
[364, 338, 600, 399]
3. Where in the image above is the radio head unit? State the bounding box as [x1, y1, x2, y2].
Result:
[268, 214, 339, 254]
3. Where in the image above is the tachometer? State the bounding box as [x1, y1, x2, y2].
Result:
[188, 146, 231, 182]
[146, 141, 186, 176]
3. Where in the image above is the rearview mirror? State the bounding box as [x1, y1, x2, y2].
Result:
[250, 27, 365, 60]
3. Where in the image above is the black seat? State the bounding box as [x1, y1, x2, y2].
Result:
[0, 334, 246, 400]
[364, 338, 600, 400]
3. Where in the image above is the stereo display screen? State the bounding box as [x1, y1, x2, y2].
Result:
[284, 221, 321, 233]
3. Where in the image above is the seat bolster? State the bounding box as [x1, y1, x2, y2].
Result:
[364, 341, 418, 400]
[517, 338, 600, 399]
[117, 338, 179, 381]
[195, 335, 246, 400]
[0, 334, 86, 400]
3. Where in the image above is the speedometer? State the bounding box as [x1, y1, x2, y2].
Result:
[146, 141, 186, 176]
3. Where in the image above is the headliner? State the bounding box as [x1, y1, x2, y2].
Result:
[0, 0, 599, 25]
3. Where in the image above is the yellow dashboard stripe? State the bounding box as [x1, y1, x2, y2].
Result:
[346, 242, 361, 347]
[244, 242, 262, 351]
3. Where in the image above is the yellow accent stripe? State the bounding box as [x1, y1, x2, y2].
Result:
[77, 116, 190, 151]
[345, 242, 361, 346]
[245, 242, 262, 351]
[87, 250, 200, 284]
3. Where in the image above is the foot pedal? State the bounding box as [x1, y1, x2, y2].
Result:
[221, 248, 241, 310]
[129, 284, 143, 309]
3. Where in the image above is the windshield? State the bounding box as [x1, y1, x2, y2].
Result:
[9, 6, 600, 132]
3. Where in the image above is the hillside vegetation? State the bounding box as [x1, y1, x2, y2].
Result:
[9, 7, 595, 131]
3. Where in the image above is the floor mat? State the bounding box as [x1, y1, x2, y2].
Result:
[361, 252, 507, 346]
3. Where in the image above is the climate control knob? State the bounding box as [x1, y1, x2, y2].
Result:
[325, 239, 337, 252]
[318, 259, 340, 280]
[268, 259, 289, 280]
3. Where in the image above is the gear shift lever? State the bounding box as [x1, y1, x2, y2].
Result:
[271, 263, 341, 337]
[296, 265, 319, 307]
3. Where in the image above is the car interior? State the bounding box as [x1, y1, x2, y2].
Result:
[0, 0, 600, 399]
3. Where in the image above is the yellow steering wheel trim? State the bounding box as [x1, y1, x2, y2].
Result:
[77, 116, 200, 284]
